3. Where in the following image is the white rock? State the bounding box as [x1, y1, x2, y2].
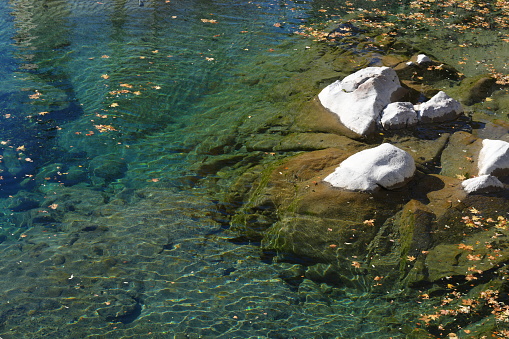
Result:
[416, 54, 431, 64]
[324, 143, 416, 192]
[417, 91, 463, 123]
[462, 175, 504, 194]
[478, 139, 509, 176]
[318, 67, 401, 136]
[380, 102, 418, 130]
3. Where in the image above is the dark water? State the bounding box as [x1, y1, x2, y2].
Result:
[0, 0, 508, 338]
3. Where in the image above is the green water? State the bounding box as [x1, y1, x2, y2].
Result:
[0, 0, 508, 337]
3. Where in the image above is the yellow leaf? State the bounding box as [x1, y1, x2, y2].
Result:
[201, 18, 218, 23]
[110, 103, 119, 107]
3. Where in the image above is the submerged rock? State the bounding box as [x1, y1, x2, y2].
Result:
[461, 175, 504, 194]
[318, 67, 401, 136]
[478, 139, 509, 177]
[323, 143, 416, 192]
[416, 91, 463, 123]
[380, 102, 418, 130]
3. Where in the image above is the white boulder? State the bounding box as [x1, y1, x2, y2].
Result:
[478, 139, 509, 176]
[417, 91, 463, 123]
[461, 175, 504, 194]
[324, 143, 416, 192]
[380, 102, 418, 130]
[416, 54, 431, 64]
[318, 67, 401, 136]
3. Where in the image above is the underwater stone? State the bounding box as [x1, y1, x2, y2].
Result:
[324, 143, 416, 192]
[416, 91, 463, 123]
[461, 175, 504, 194]
[318, 66, 401, 136]
[89, 154, 128, 182]
[380, 102, 418, 130]
[478, 139, 509, 177]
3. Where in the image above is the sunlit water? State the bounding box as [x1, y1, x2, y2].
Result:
[0, 0, 508, 337]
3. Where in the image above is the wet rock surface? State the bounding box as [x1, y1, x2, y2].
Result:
[218, 30, 509, 338]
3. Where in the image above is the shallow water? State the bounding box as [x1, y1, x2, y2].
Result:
[0, 0, 508, 338]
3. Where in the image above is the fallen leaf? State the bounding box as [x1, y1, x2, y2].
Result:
[101, 74, 109, 79]
[469, 207, 480, 214]
[458, 243, 474, 251]
[201, 18, 218, 23]
[363, 219, 375, 226]
[110, 103, 119, 107]
[94, 124, 117, 132]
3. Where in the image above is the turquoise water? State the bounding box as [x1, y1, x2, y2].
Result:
[0, 0, 508, 338]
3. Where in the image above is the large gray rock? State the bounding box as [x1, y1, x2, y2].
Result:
[417, 91, 463, 123]
[324, 143, 416, 192]
[380, 102, 418, 130]
[478, 139, 509, 176]
[461, 174, 504, 194]
[318, 67, 401, 136]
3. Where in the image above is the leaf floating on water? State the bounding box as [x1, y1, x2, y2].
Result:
[469, 207, 480, 214]
[363, 219, 375, 226]
[458, 243, 474, 251]
[120, 83, 133, 88]
[110, 103, 119, 107]
[133, 91, 141, 95]
[205, 57, 215, 61]
[201, 19, 218, 23]
[28, 90, 42, 99]
[94, 124, 117, 132]
[101, 74, 109, 79]
[101, 55, 110, 58]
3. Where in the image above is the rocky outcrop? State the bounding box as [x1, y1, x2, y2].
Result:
[478, 139, 509, 177]
[323, 143, 416, 192]
[416, 91, 463, 123]
[380, 102, 418, 130]
[318, 67, 401, 136]
[461, 175, 504, 194]
[318, 66, 464, 136]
